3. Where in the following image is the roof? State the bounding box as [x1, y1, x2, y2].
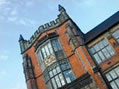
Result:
[85, 11, 119, 44]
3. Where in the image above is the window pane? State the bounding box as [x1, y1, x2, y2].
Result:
[65, 63, 70, 69]
[59, 73, 65, 86]
[102, 49, 111, 59]
[40, 51, 44, 61]
[112, 30, 119, 39]
[115, 79, 119, 87]
[51, 78, 57, 89]
[89, 39, 114, 65]
[98, 51, 105, 61]
[68, 70, 75, 81]
[102, 39, 108, 46]
[42, 47, 47, 58]
[112, 30, 119, 44]
[37, 51, 43, 63]
[110, 70, 117, 79]
[93, 54, 102, 64]
[105, 73, 112, 81]
[98, 41, 105, 49]
[94, 44, 100, 51]
[112, 31, 117, 38]
[110, 81, 118, 89]
[49, 71, 53, 78]
[106, 46, 115, 56]
[105, 67, 119, 89]
[52, 40, 58, 52]
[55, 76, 61, 87]
[56, 66, 61, 73]
[89, 47, 95, 54]
[48, 43, 53, 54]
[115, 67, 119, 76]
[53, 69, 57, 75]
[64, 71, 71, 83]
[61, 64, 66, 71]
[116, 30, 119, 34]
[56, 40, 62, 51]
[45, 45, 50, 56]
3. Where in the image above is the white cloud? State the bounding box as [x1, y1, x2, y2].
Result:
[8, 16, 17, 22]
[7, 14, 36, 26]
[0, 0, 36, 26]
[0, 54, 8, 61]
[19, 19, 28, 25]
[25, 1, 34, 6]
[20, 18, 36, 26]
[0, 0, 9, 6]
[10, 8, 17, 16]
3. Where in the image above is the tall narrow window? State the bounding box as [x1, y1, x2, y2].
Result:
[89, 39, 115, 64]
[51, 39, 62, 52]
[37, 42, 54, 65]
[37, 39, 63, 64]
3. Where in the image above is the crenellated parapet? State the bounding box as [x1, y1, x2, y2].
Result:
[19, 5, 70, 54]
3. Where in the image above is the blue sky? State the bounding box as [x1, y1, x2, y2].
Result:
[0, 0, 119, 89]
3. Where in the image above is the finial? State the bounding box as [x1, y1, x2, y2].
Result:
[19, 34, 24, 42]
[58, 4, 65, 12]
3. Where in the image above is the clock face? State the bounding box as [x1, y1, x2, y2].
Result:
[44, 54, 56, 66]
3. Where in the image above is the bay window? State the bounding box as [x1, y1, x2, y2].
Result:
[36, 38, 75, 89]
[44, 59, 75, 89]
[37, 39, 64, 65]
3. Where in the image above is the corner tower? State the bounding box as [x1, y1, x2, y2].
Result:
[19, 5, 106, 89]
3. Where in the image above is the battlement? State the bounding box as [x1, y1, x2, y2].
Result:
[19, 5, 70, 53]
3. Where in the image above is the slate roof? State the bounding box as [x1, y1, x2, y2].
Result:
[85, 11, 119, 44]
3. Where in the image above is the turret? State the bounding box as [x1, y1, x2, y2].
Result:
[58, 4, 66, 13]
[19, 34, 27, 53]
[58, 4, 69, 22]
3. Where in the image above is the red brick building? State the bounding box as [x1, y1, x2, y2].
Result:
[19, 5, 119, 89]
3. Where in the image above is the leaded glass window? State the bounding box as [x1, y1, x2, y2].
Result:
[89, 39, 115, 64]
[44, 59, 75, 89]
[37, 38, 75, 89]
[37, 39, 64, 65]
[105, 66, 119, 89]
